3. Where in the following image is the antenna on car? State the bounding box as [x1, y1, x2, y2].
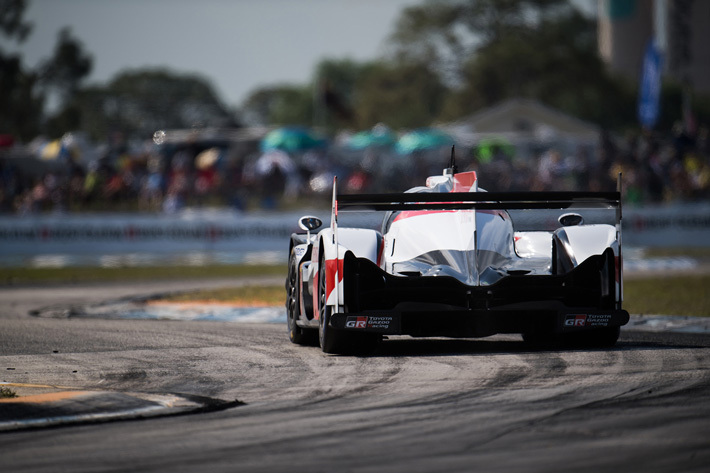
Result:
[447, 145, 458, 174]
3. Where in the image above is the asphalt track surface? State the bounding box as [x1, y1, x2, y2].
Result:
[1, 279, 709, 473]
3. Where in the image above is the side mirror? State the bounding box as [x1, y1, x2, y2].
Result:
[558, 213, 584, 226]
[299, 216, 322, 239]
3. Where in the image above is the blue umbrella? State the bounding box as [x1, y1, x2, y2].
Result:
[260, 127, 326, 153]
[395, 128, 454, 154]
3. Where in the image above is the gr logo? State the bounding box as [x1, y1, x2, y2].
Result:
[564, 314, 587, 327]
[345, 316, 368, 328]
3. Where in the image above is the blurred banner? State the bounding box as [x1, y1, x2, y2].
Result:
[623, 203, 710, 247]
[638, 38, 663, 128]
[0, 211, 302, 259]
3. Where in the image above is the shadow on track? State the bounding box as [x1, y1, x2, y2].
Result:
[619, 331, 710, 349]
[344, 331, 710, 358]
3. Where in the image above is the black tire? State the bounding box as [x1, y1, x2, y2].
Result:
[579, 326, 621, 348]
[522, 320, 557, 347]
[522, 330, 553, 346]
[286, 250, 316, 345]
[558, 326, 621, 348]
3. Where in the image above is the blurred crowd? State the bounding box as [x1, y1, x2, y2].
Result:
[466, 124, 710, 205]
[1, 124, 709, 215]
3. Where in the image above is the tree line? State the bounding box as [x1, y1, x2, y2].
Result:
[1, 0, 708, 145]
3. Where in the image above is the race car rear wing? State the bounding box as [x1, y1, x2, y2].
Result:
[336, 190, 622, 212]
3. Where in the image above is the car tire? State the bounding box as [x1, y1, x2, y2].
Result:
[581, 326, 620, 347]
[286, 249, 316, 345]
[560, 326, 621, 348]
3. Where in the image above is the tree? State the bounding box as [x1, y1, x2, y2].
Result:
[388, 0, 636, 128]
[72, 68, 239, 141]
[240, 58, 371, 129]
[389, 0, 574, 86]
[355, 61, 446, 129]
[40, 27, 93, 136]
[0, 53, 43, 140]
[313, 59, 369, 129]
[40, 27, 92, 105]
[240, 59, 370, 129]
[241, 84, 313, 126]
[241, 56, 447, 131]
[0, 0, 32, 41]
[440, 8, 636, 127]
[0, 0, 42, 141]
[1, 3, 239, 142]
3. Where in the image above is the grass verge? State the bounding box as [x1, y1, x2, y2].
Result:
[623, 274, 710, 317]
[155, 285, 285, 307]
[0, 264, 287, 286]
[0, 387, 18, 399]
[643, 247, 710, 259]
[159, 276, 709, 317]
[2, 264, 708, 317]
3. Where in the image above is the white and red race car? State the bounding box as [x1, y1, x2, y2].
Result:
[286, 156, 629, 354]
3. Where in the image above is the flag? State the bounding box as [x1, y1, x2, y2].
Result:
[638, 38, 663, 128]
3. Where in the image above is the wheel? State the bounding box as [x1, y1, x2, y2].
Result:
[579, 326, 620, 348]
[556, 326, 621, 348]
[522, 320, 557, 347]
[286, 249, 316, 345]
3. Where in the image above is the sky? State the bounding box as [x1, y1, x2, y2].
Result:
[7, 0, 421, 109]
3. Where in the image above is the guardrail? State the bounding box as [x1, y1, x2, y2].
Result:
[0, 203, 708, 267]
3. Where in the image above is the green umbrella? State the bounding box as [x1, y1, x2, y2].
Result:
[475, 137, 515, 164]
[346, 126, 397, 150]
[260, 127, 326, 153]
[395, 128, 454, 154]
